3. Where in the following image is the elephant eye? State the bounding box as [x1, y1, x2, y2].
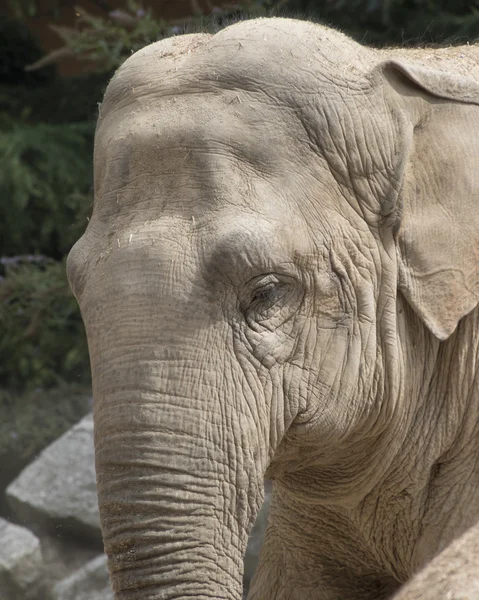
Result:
[250, 281, 287, 308]
[243, 274, 301, 328]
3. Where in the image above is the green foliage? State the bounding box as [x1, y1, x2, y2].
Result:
[0, 18, 95, 396]
[0, 73, 107, 125]
[27, 1, 270, 73]
[0, 258, 90, 390]
[44, 2, 174, 72]
[0, 17, 54, 85]
[7, 0, 67, 19]
[0, 120, 93, 257]
[281, 0, 479, 46]
[7, 0, 43, 19]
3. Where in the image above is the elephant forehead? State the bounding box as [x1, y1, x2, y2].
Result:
[97, 101, 282, 177]
[92, 98, 350, 243]
[93, 96, 312, 222]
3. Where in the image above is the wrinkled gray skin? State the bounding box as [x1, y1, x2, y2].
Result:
[67, 18, 479, 600]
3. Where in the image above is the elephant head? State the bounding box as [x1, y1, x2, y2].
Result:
[67, 18, 479, 600]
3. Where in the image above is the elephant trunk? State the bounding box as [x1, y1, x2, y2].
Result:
[72, 236, 267, 598]
[94, 366, 262, 600]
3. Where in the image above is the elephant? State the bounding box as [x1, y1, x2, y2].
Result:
[67, 17, 479, 600]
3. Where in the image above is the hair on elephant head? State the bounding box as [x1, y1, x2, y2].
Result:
[68, 17, 479, 600]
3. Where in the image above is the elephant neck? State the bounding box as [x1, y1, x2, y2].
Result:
[259, 304, 479, 595]
[356, 300, 479, 580]
[403, 304, 479, 569]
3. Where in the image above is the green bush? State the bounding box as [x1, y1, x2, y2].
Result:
[25, 1, 268, 74]
[0, 258, 90, 390]
[0, 120, 93, 258]
[282, 0, 479, 46]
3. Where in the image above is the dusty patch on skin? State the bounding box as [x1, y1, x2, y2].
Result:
[98, 33, 211, 121]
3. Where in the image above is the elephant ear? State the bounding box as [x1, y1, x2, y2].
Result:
[378, 59, 479, 340]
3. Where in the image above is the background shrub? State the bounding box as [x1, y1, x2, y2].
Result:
[0, 257, 90, 390]
[284, 0, 479, 46]
[0, 121, 93, 258]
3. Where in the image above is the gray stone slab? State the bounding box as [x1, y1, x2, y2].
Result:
[0, 517, 43, 598]
[6, 414, 101, 542]
[52, 554, 113, 600]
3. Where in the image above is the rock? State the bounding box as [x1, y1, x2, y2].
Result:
[0, 517, 43, 599]
[39, 531, 101, 592]
[6, 413, 101, 543]
[52, 554, 113, 600]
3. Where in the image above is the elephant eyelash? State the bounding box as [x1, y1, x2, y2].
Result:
[250, 282, 279, 305]
[241, 274, 301, 325]
[245, 278, 296, 318]
[244, 275, 283, 309]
